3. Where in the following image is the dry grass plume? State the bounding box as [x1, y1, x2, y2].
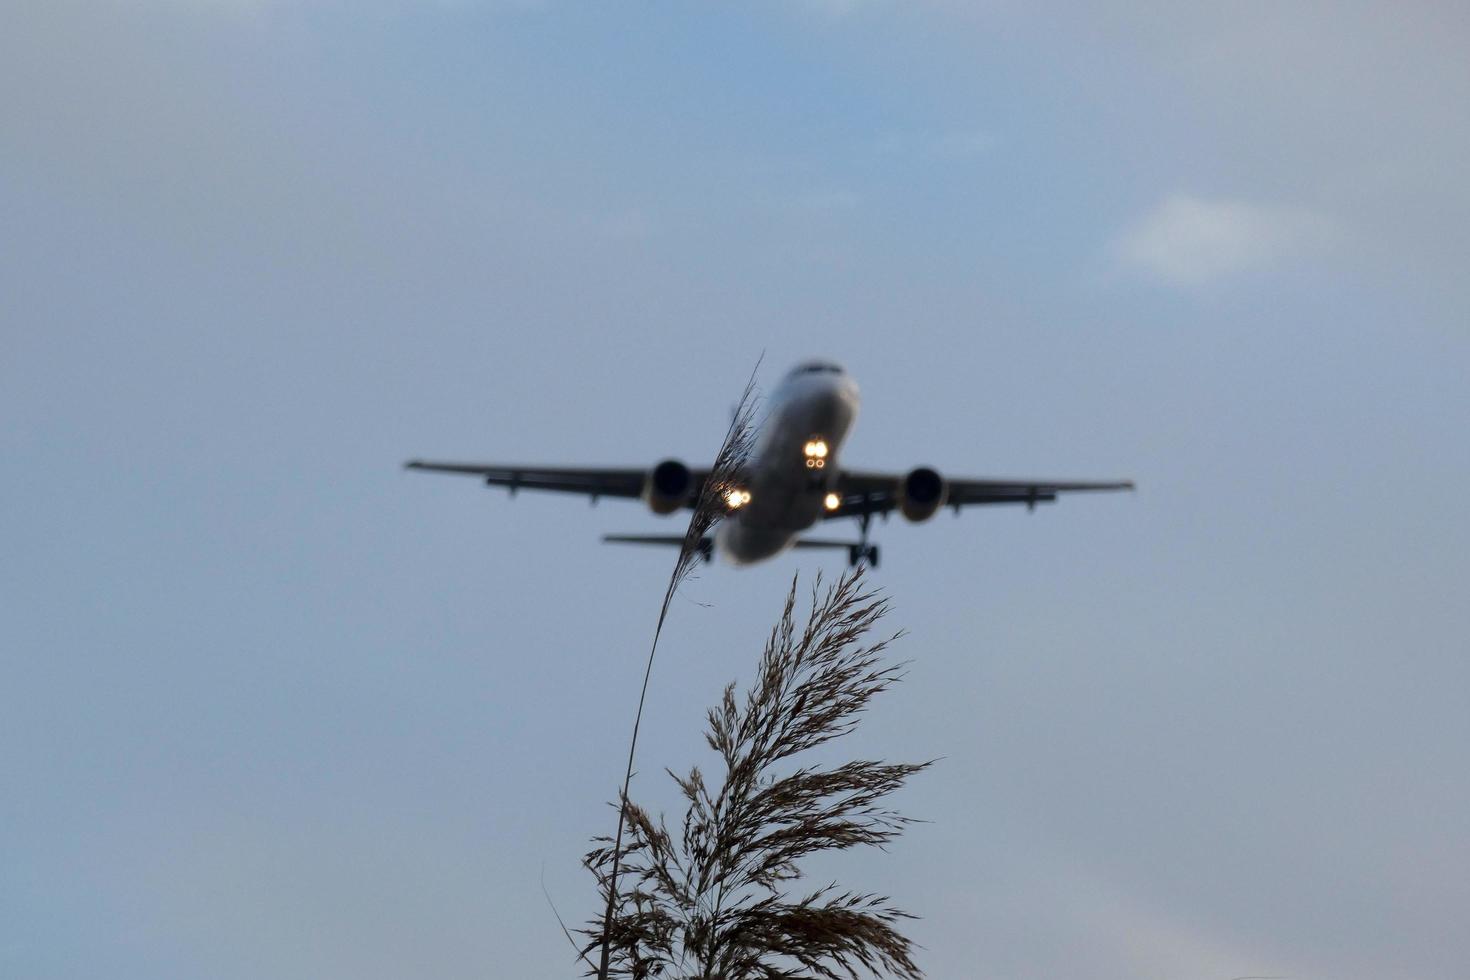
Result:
[584, 570, 931, 980]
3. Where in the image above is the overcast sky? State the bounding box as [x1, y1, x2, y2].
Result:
[3, 2, 1468, 978]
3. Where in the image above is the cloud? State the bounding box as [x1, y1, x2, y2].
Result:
[1065, 877, 1307, 980]
[1111, 193, 1338, 286]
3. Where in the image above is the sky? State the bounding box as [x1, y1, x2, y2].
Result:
[3, 2, 1468, 978]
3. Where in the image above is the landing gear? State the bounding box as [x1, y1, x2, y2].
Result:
[848, 512, 879, 568]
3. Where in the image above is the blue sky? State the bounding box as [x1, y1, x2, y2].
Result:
[3, 3, 1468, 978]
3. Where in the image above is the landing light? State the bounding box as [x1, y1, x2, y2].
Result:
[824, 492, 841, 511]
[803, 439, 829, 459]
[725, 488, 752, 509]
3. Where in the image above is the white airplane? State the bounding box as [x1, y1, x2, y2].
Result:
[405, 359, 1133, 567]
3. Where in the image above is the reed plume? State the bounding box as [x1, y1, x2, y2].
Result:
[584, 570, 931, 980]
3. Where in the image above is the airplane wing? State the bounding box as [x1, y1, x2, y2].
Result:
[824, 470, 1134, 520]
[403, 459, 708, 506]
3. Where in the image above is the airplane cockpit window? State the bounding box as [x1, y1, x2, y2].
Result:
[788, 360, 844, 378]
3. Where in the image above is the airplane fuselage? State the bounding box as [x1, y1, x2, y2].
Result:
[717, 365, 860, 565]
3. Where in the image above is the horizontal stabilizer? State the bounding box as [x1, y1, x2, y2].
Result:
[602, 533, 714, 561]
[794, 537, 880, 568]
[602, 534, 879, 566]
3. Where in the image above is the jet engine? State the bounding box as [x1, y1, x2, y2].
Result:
[644, 459, 693, 515]
[899, 466, 948, 522]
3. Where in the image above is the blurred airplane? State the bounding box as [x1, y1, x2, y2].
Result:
[405, 359, 1133, 567]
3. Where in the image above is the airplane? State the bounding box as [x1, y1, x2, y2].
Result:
[404, 359, 1133, 567]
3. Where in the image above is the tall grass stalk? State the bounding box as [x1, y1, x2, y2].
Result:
[593, 369, 761, 980]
